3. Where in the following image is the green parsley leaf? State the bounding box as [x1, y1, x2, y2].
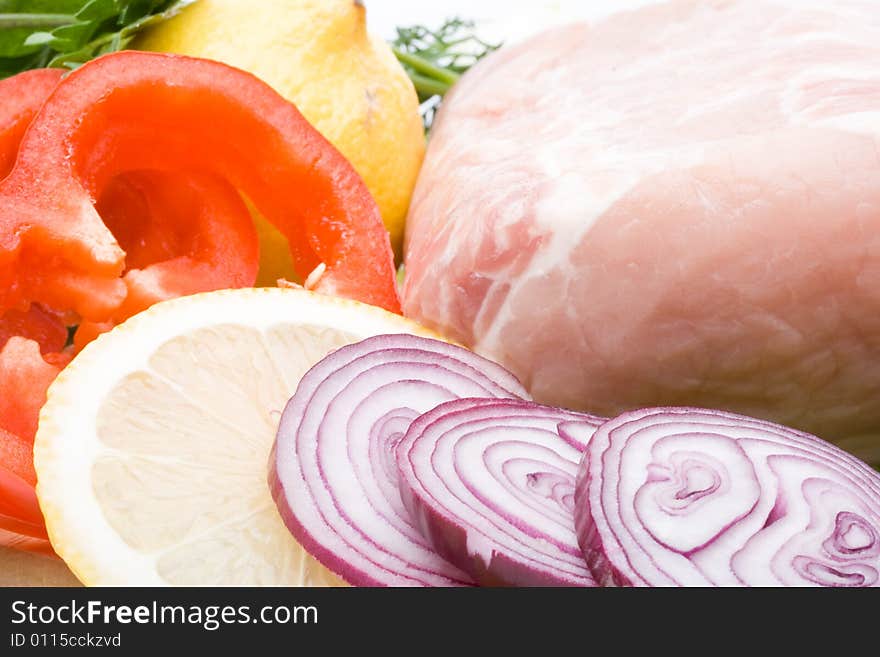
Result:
[0, 0, 197, 77]
[391, 17, 501, 131]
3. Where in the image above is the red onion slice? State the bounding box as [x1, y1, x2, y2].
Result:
[573, 408, 880, 587]
[270, 334, 529, 586]
[397, 398, 603, 586]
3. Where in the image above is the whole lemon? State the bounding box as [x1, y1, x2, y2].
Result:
[134, 0, 424, 281]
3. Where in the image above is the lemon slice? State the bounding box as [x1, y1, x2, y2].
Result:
[34, 288, 438, 585]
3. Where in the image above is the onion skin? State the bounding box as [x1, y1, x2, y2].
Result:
[270, 334, 528, 587]
[572, 408, 880, 587]
[398, 398, 603, 587]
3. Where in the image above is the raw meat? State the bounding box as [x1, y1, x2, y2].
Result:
[402, 0, 880, 462]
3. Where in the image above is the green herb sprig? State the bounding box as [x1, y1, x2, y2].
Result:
[0, 0, 196, 77]
[392, 17, 500, 130]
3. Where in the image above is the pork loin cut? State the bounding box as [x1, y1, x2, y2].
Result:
[402, 0, 880, 461]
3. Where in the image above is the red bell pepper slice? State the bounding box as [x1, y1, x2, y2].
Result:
[0, 337, 69, 443]
[2, 68, 260, 333]
[98, 169, 260, 321]
[73, 169, 261, 347]
[0, 339, 64, 555]
[0, 68, 64, 180]
[0, 330, 66, 552]
[0, 304, 67, 356]
[1, 70, 72, 554]
[0, 51, 401, 323]
[0, 65, 260, 552]
[0, 428, 51, 553]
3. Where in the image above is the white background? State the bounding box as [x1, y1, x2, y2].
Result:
[365, 0, 658, 44]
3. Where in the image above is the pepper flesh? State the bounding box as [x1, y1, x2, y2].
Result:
[0, 70, 71, 554]
[0, 305, 67, 356]
[0, 65, 258, 552]
[0, 51, 401, 322]
[0, 338, 64, 554]
[74, 169, 260, 347]
[0, 422, 52, 554]
[0, 68, 65, 179]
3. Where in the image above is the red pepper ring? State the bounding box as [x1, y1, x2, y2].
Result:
[0, 424, 47, 532]
[0, 51, 401, 322]
[101, 169, 260, 319]
[0, 68, 65, 180]
[0, 339, 65, 555]
[1, 67, 260, 332]
[0, 337, 69, 454]
[73, 169, 261, 349]
[0, 65, 260, 553]
[0, 304, 67, 357]
[0, 70, 74, 554]
[0, 313, 67, 556]
[0, 438, 52, 553]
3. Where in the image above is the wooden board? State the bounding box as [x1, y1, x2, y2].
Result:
[0, 547, 81, 587]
